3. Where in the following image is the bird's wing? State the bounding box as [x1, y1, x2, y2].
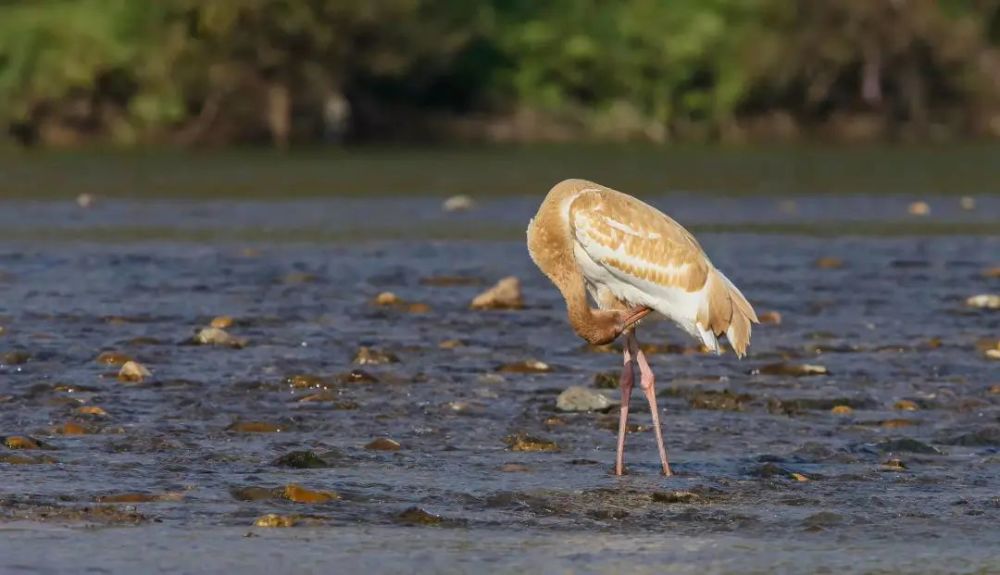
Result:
[569, 187, 710, 294]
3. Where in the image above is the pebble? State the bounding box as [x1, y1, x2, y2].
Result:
[959, 196, 976, 210]
[77, 405, 109, 417]
[366, 437, 401, 451]
[285, 374, 328, 389]
[815, 257, 844, 269]
[439, 339, 464, 349]
[556, 386, 616, 412]
[875, 438, 941, 454]
[95, 351, 131, 366]
[254, 514, 298, 528]
[230, 487, 276, 502]
[76, 193, 96, 208]
[0, 454, 57, 465]
[210, 315, 235, 329]
[965, 294, 999, 309]
[118, 361, 151, 383]
[651, 491, 700, 504]
[907, 201, 931, 216]
[505, 433, 559, 452]
[4, 436, 40, 449]
[688, 390, 751, 411]
[755, 362, 829, 376]
[1, 351, 31, 365]
[97, 493, 174, 504]
[226, 421, 283, 433]
[353, 347, 398, 365]
[194, 327, 247, 348]
[470, 276, 523, 310]
[500, 463, 531, 473]
[593, 371, 619, 389]
[395, 506, 443, 525]
[498, 359, 551, 373]
[758, 311, 782, 325]
[57, 421, 91, 435]
[880, 458, 908, 472]
[282, 484, 339, 504]
[442, 195, 475, 212]
[984, 267, 1000, 279]
[831, 405, 853, 415]
[894, 399, 919, 411]
[273, 451, 329, 469]
[374, 292, 401, 306]
[338, 369, 379, 383]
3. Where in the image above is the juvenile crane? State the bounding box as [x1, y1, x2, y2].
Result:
[527, 179, 758, 476]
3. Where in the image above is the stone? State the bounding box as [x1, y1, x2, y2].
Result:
[365, 437, 401, 451]
[337, 369, 379, 383]
[470, 277, 523, 310]
[57, 421, 91, 435]
[651, 491, 700, 504]
[396, 506, 442, 525]
[353, 347, 398, 365]
[194, 327, 247, 348]
[965, 294, 1000, 309]
[875, 438, 942, 454]
[907, 201, 931, 216]
[231, 487, 277, 502]
[282, 484, 339, 503]
[688, 390, 751, 411]
[226, 421, 283, 433]
[1, 351, 30, 365]
[944, 426, 1000, 447]
[442, 195, 475, 212]
[505, 433, 559, 452]
[210, 315, 235, 329]
[755, 362, 829, 376]
[894, 399, 919, 411]
[556, 386, 616, 412]
[76, 405, 108, 416]
[118, 361, 151, 383]
[373, 292, 400, 306]
[830, 405, 853, 415]
[497, 359, 550, 373]
[95, 351, 131, 366]
[758, 311, 782, 325]
[959, 196, 976, 210]
[3, 436, 40, 449]
[439, 339, 464, 349]
[815, 257, 844, 269]
[254, 514, 298, 528]
[285, 374, 328, 389]
[273, 450, 329, 468]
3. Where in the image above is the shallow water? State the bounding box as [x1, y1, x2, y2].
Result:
[0, 158, 998, 573]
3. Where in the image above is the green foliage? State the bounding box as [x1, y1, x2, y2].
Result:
[0, 0, 998, 145]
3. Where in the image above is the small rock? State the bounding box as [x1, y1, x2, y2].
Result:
[556, 386, 616, 412]
[395, 506, 442, 525]
[498, 359, 550, 373]
[337, 369, 379, 383]
[373, 292, 401, 306]
[593, 371, 618, 389]
[875, 438, 942, 454]
[815, 257, 844, 269]
[57, 421, 91, 435]
[3, 436, 40, 449]
[365, 437, 401, 451]
[254, 514, 297, 528]
[907, 201, 931, 216]
[989, 384, 1000, 395]
[231, 487, 277, 502]
[758, 311, 782, 325]
[651, 491, 700, 504]
[959, 196, 976, 210]
[95, 351, 131, 366]
[442, 195, 475, 212]
[500, 463, 531, 473]
[97, 493, 166, 504]
[439, 339, 464, 349]
[0, 454, 57, 465]
[965, 294, 1000, 310]
[983, 267, 1000, 279]
[194, 327, 246, 348]
[879, 458, 907, 472]
[470, 277, 523, 310]
[226, 421, 283, 433]
[118, 361, 151, 383]
[285, 374, 328, 389]
[1, 351, 30, 365]
[406, 303, 431, 313]
[879, 419, 916, 429]
[790, 472, 810, 482]
[273, 450, 329, 469]
[353, 347, 398, 365]
[688, 390, 751, 411]
[830, 405, 853, 415]
[420, 275, 483, 286]
[755, 362, 829, 376]
[76, 193, 96, 208]
[944, 426, 1000, 447]
[76, 405, 108, 417]
[894, 399, 919, 411]
[505, 433, 559, 452]
[210, 315, 235, 329]
[283, 272, 318, 284]
[282, 484, 339, 504]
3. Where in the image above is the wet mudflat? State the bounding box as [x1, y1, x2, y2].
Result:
[0, 189, 998, 574]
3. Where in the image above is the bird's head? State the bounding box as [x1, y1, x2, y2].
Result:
[581, 306, 652, 345]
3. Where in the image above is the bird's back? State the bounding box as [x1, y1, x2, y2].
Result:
[561, 180, 758, 357]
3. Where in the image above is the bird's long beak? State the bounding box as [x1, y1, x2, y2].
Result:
[621, 306, 653, 330]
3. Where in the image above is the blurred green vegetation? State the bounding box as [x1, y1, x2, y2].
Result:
[1, 0, 999, 147]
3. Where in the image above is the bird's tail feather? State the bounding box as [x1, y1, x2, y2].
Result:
[699, 268, 758, 358]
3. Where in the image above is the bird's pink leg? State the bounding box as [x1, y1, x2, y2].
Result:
[628, 333, 673, 476]
[614, 339, 634, 476]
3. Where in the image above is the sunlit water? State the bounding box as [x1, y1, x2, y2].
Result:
[0, 149, 997, 573]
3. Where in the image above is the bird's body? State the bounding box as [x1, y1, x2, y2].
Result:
[527, 179, 758, 475]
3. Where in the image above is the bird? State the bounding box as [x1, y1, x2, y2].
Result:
[527, 179, 758, 476]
